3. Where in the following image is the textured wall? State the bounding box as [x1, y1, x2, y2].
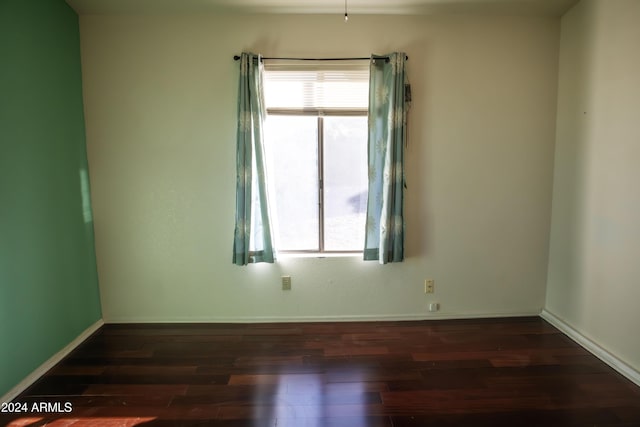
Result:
[78, 13, 559, 322]
[546, 0, 640, 372]
[0, 0, 102, 397]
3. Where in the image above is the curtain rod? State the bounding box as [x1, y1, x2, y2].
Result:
[233, 55, 408, 62]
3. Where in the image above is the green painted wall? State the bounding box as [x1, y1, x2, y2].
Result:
[0, 0, 102, 397]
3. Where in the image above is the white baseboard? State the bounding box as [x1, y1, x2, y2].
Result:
[104, 310, 541, 324]
[1, 319, 104, 403]
[541, 309, 640, 387]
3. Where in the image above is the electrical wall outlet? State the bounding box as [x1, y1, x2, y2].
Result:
[428, 302, 440, 312]
[282, 276, 292, 291]
[424, 279, 434, 294]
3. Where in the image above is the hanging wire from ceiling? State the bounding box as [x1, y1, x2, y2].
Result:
[344, 0, 349, 22]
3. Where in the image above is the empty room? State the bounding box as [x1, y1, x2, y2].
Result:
[1, 0, 639, 425]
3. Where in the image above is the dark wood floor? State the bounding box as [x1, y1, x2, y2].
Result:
[2, 317, 640, 426]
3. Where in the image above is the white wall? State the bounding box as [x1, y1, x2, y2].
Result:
[546, 0, 640, 372]
[79, 13, 560, 322]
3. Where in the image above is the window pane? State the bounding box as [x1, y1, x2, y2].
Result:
[264, 62, 369, 110]
[264, 116, 319, 251]
[323, 116, 368, 251]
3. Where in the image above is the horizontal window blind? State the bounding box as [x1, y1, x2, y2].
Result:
[263, 60, 369, 111]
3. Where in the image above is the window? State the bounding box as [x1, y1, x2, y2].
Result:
[263, 61, 370, 253]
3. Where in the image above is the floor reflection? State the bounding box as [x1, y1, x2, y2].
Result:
[249, 367, 372, 426]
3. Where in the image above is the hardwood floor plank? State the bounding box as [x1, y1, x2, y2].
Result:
[82, 384, 189, 396]
[390, 408, 623, 427]
[275, 416, 393, 427]
[2, 317, 639, 426]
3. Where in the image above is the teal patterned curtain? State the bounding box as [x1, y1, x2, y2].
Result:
[364, 52, 410, 263]
[232, 53, 275, 265]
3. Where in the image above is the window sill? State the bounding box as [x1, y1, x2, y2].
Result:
[277, 252, 362, 259]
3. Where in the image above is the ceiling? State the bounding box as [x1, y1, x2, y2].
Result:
[66, 0, 581, 17]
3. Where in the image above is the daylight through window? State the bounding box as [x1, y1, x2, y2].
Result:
[263, 61, 370, 253]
